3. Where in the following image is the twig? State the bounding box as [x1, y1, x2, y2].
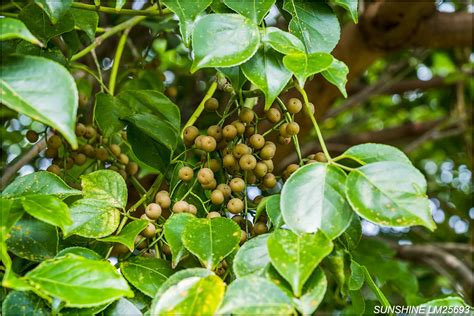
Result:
[109, 27, 132, 95]
[71, 2, 170, 16]
[181, 81, 218, 136]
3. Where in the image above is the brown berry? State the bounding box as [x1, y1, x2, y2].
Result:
[197, 168, 214, 185]
[184, 126, 199, 146]
[172, 200, 189, 213]
[240, 230, 247, 245]
[217, 183, 232, 198]
[279, 123, 290, 138]
[287, 98, 302, 114]
[260, 145, 276, 160]
[96, 147, 108, 161]
[44, 147, 58, 158]
[155, 191, 171, 209]
[253, 222, 268, 235]
[211, 190, 225, 205]
[239, 154, 257, 171]
[47, 135, 62, 149]
[201, 178, 217, 190]
[223, 154, 237, 168]
[75, 123, 86, 137]
[126, 162, 139, 175]
[74, 153, 87, 166]
[26, 130, 38, 143]
[205, 159, 221, 173]
[178, 166, 194, 182]
[286, 122, 300, 136]
[262, 160, 274, 172]
[278, 136, 291, 145]
[233, 144, 251, 159]
[82, 144, 96, 158]
[146, 203, 162, 220]
[249, 134, 265, 150]
[187, 204, 198, 215]
[222, 125, 238, 140]
[47, 164, 61, 175]
[204, 97, 219, 112]
[263, 173, 277, 188]
[229, 178, 245, 193]
[207, 125, 223, 142]
[119, 153, 129, 165]
[231, 120, 245, 135]
[201, 136, 217, 152]
[266, 108, 281, 123]
[253, 162, 268, 178]
[207, 211, 221, 219]
[84, 126, 97, 139]
[315, 152, 327, 162]
[227, 198, 244, 214]
[239, 108, 255, 123]
[142, 223, 157, 238]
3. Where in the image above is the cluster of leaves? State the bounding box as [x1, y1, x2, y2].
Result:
[0, 0, 471, 314]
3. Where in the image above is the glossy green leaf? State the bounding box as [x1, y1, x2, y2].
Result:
[2, 171, 81, 198]
[281, 163, 353, 238]
[99, 220, 148, 251]
[262, 27, 305, 55]
[218, 276, 295, 314]
[25, 255, 133, 307]
[334, 0, 358, 23]
[64, 198, 121, 238]
[81, 170, 127, 209]
[162, 0, 213, 45]
[121, 256, 174, 297]
[349, 260, 365, 291]
[104, 298, 142, 316]
[6, 217, 59, 262]
[21, 195, 72, 231]
[164, 213, 197, 268]
[182, 217, 241, 269]
[152, 275, 225, 315]
[2, 291, 49, 315]
[345, 161, 435, 230]
[414, 296, 469, 316]
[34, 0, 73, 24]
[71, 8, 99, 41]
[124, 113, 178, 151]
[0, 55, 78, 148]
[265, 194, 284, 228]
[57, 247, 102, 260]
[153, 268, 214, 299]
[223, 0, 275, 24]
[340, 215, 362, 250]
[322, 59, 349, 97]
[283, 0, 340, 53]
[283, 52, 333, 87]
[94, 92, 129, 137]
[191, 14, 260, 72]
[296, 268, 327, 315]
[0, 18, 42, 46]
[19, 3, 74, 44]
[342, 143, 412, 165]
[233, 234, 270, 278]
[267, 229, 333, 296]
[61, 303, 111, 316]
[242, 47, 292, 109]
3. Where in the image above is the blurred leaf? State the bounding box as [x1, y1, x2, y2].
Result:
[296, 268, 327, 315]
[2, 291, 49, 315]
[115, 0, 126, 10]
[71, 8, 99, 41]
[333, 0, 358, 23]
[342, 143, 412, 165]
[265, 194, 284, 228]
[233, 234, 270, 278]
[153, 268, 214, 299]
[0, 18, 42, 46]
[56, 247, 102, 260]
[94, 93, 129, 137]
[104, 298, 142, 316]
[34, 0, 73, 24]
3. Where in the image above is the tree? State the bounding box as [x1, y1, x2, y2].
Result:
[0, 0, 472, 314]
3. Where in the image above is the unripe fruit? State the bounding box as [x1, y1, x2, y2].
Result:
[201, 136, 217, 152]
[211, 190, 225, 205]
[110, 144, 121, 157]
[113, 243, 129, 255]
[240, 230, 247, 245]
[266, 108, 281, 123]
[84, 126, 97, 139]
[286, 122, 300, 136]
[229, 178, 245, 193]
[253, 162, 268, 178]
[197, 168, 214, 185]
[207, 125, 223, 142]
[204, 97, 219, 111]
[47, 135, 62, 149]
[187, 204, 198, 215]
[217, 183, 232, 198]
[260, 145, 276, 160]
[222, 125, 238, 140]
[287, 98, 303, 114]
[145, 203, 162, 220]
[279, 123, 290, 138]
[142, 223, 157, 238]
[75, 123, 86, 137]
[47, 164, 61, 175]
[231, 120, 245, 135]
[178, 166, 194, 182]
[172, 200, 189, 213]
[82, 144, 96, 158]
[126, 162, 139, 175]
[262, 160, 274, 172]
[26, 130, 39, 143]
[278, 136, 291, 145]
[286, 164, 299, 177]
[263, 173, 277, 188]
[119, 153, 129, 165]
[253, 222, 268, 235]
[207, 211, 221, 219]
[239, 108, 255, 123]
[223, 154, 237, 168]
[45, 147, 58, 158]
[315, 152, 327, 162]
[239, 154, 257, 171]
[66, 157, 74, 170]
[74, 153, 87, 166]
[249, 134, 265, 150]
[227, 198, 244, 214]
[233, 143, 251, 159]
[155, 191, 171, 209]
[184, 126, 199, 145]
[162, 243, 171, 256]
[96, 147, 108, 161]
[205, 159, 221, 173]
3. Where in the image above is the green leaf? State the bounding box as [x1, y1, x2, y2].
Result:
[0, 198, 22, 240]
[34, 0, 73, 24]
[218, 276, 295, 314]
[64, 198, 121, 238]
[2, 291, 49, 315]
[25, 255, 133, 307]
[414, 296, 469, 316]
[267, 229, 333, 297]
[124, 113, 178, 151]
[182, 217, 241, 269]
[334, 0, 358, 23]
[349, 260, 365, 291]
[71, 8, 99, 41]
[241, 47, 292, 109]
[265, 194, 284, 228]
[104, 298, 142, 316]
[19, 3, 75, 44]
[0, 55, 79, 148]
[21, 195, 72, 231]
[218, 66, 247, 91]
[115, 0, 127, 10]
[2, 171, 81, 198]
[340, 214, 362, 250]
[345, 161, 435, 230]
[6, 217, 58, 262]
[191, 14, 260, 72]
[233, 234, 270, 278]
[296, 268, 327, 315]
[283, 0, 340, 53]
[0, 18, 42, 46]
[121, 256, 174, 297]
[262, 27, 305, 55]
[223, 0, 275, 24]
[322, 59, 349, 97]
[162, 0, 213, 45]
[342, 143, 412, 165]
[57, 247, 102, 260]
[152, 275, 225, 315]
[81, 170, 128, 209]
[153, 268, 214, 299]
[120, 69, 164, 92]
[281, 163, 353, 239]
[283, 52, 333, 87]
[164, 213, 197, 268]
[94, 92, 129, 137]
[99, 220, 148, 251]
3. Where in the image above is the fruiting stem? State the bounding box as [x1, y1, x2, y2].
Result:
[276, 97, 303, 165]
[71, 63, 109, 93]
[109, 27, 131, 95]
[71, 2, 170, 16]
[295, 84, 332, 162]
[181, 81, 218, 137]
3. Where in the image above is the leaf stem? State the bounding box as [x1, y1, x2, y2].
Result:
[109, 27, 131, 95]
[181, 81, 218, 137]
[362, 267, 392, 310]
[71, 2, 170, 16]
[295, 84, 332, 162]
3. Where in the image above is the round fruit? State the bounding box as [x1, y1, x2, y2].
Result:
[229, 178, 245, 193]
[306, 102, 315, 114]
[263, 173, 277, 188]
[142, 223, 157, 238]
[44, 147, 58, 158]
[266, 108, 281, 123]
[227, 198, 244, 214]
[260, 145, 276, 160]
[239, 154, 257, 171]
[253, 195, 264, 205]
[110, 144, 121, 157]
[205, 159, 221, 172]
[184, 126, 199, 145]
[178, 166, 194, 182]
[197, 168, 214, 185]
[231, 120, 245, 135]
[126, 162, 139, 175]
[286, 164, 299, 176]
[84, 126, 97, 139]
[201, 136, 217, 152]
[240, 230, 247, 245]
[278, 136, 291, 145]
[244, 125, 255, 138]
[253, 222, 268, 235]
[222, 125, 237, 141]
[74, 153, 87, 166]
[211, 190, 225, 205]
[162, 244, 172, 256]
[82, 144, 96, 158]
[204, 97, 219, 111]
[279, 123, 290, 138]
[232, 215, 244, 225]
[96, 147, 108, 161]
[233, 143, 251, 159]
[201, 178, 217, 190]
[223, 154, 237, 168]
[26, 130, 39, 143]
[217, 183, 232, 198]
[113, 243, 129, 255]
[246, 171, 257, 184]
[253, 162, 268, 178]
[145, 203, 162, 220]
[140, 214, 155, 222]
[172, 200, 189, 213]
[118, 153, 129, 165]
[155, 191, 171, 209]
[239, 108, 255, 123]
[207, 125, 223, 142]
[134, 236, 147, 250]
[249, 134, 265, 150]
[194, 135, 205, 149]
[315, 152, 327, 162]
[75, 123, 86, 137]
[286, 122, 300, 136]
[47, 135, 62, 149]
[262, 160, 274, 172]
[187, 204, 198, 215]
[287, 98, 302, 114]
[65, 157, 74, 170]
[47, 164, 61, 175]
[207, 211, 221, 219]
